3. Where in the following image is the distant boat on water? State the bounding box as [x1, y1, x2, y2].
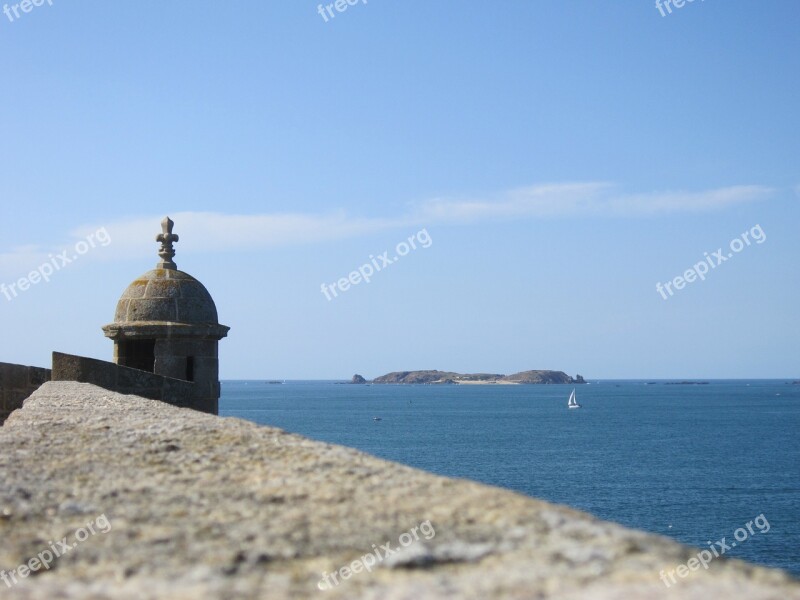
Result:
[373, 417, 382, 421]
[567, 388, 581, 409]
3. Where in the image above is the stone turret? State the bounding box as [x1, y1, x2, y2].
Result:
[101, 217, 229, 414]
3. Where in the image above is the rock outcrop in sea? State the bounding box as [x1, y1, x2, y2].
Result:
[372, 369, 586, 384]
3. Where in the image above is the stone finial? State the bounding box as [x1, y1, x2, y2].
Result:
[155, 216, 179, 270]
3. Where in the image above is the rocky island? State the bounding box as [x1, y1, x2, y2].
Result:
[370, 370, 586, 385]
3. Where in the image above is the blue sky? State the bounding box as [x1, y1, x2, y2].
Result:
[1, 1, 798, 379]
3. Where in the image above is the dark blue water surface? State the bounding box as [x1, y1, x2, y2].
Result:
[220, 380, 800, 576]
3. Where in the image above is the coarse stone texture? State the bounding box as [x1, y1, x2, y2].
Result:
[0, 382, 797, 599]
[50, 352, 198, 411]
[110, 269, 219, 325]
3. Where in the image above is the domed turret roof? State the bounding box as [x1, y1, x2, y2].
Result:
[113, 268, 219, 325]
[103, 217, 228, 336]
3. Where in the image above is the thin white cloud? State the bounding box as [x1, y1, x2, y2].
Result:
[70, 211, 402, 256]
[0, 245, 51, 278]
[414, 182, 614, 222]
[606, 185, 773, 215]
[0, 211, 403, 277]
[0, 183, 775, 276]
[416, 183, 773, 222]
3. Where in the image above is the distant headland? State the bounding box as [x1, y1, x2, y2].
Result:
[351, 370, 586, 385]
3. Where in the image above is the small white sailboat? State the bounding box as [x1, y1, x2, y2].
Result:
[567, 388, 581, 409]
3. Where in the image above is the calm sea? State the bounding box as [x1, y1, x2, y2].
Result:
[220, 380, 800, 576]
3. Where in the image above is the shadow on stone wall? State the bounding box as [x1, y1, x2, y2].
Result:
[0, 361, 51, 425]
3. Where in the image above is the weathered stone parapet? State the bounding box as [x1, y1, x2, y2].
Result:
[50, 352, 204, 412]
[0, 361, 50, 425]
[0, 381, 797, 599]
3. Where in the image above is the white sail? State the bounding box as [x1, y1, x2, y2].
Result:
[567, 389, 580, 409]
